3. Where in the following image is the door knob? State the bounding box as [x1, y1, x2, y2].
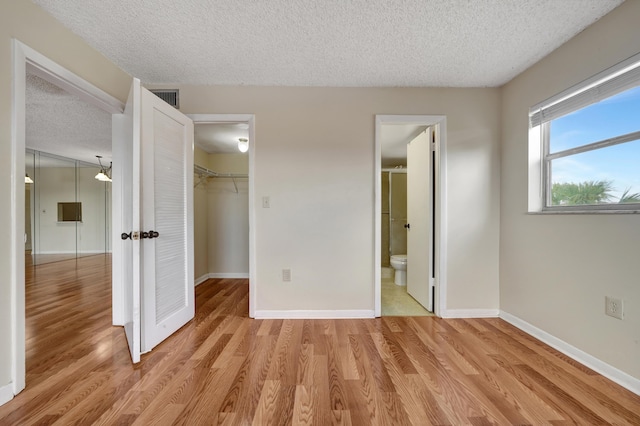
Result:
[404, 223, 410, 229]
[142, 230, 160, 239]
[121, 232, 132, 240]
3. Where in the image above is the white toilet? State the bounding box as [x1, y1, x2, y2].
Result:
[390, 254, 408, 286]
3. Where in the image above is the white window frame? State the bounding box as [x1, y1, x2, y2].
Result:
[529, 52, 640, 214]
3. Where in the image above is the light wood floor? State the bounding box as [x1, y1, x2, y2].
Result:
[25, 251, 104, 267]
[1, 257, 639, 425]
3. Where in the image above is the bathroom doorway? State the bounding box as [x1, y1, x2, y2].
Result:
[381, 168, 429, 315]
[374, 115, 447, 317]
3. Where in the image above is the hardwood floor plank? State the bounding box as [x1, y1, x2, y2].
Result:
[517, 363, 611, 424]
[292, 384, 315, 425]
[173, 357, 245, 425]
[2, 256, 639, 425]
[251, 379, 280, 425]
[324, 334, 350, 412]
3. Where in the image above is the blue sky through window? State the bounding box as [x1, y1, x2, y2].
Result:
[549, 85, 640, 200]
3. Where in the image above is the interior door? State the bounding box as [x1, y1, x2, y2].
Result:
[139, 86, 194, 352]
[407, 128, 433, 311]
[114, 78, 194, 362]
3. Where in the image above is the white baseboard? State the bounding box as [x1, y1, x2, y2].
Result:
[194, 274, 209, 286]
[441, 309, 499, 318]
[33, 250, 108, 255]
[0, 383, 13, 406]
[500, 311, 640, 396]
[195, 273, 249, 286]
[208, 273, 249, 279]
[254, 310, 375, 319]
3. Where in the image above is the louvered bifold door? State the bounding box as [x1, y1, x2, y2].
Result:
[140, 87, 194, 353]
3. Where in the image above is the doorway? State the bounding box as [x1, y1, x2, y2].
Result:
[11, 40, 124, 395]
[374, 115, 447, 318]
[188, 114, 256, 318]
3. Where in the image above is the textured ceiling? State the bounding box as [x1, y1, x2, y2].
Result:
[26, 73, 112, 165]
[24, 0, 625, 164]
[26, 73, 251, 163]
[31, 0, 623, 87]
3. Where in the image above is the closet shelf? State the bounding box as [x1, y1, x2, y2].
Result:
[194, 164, 248, 192]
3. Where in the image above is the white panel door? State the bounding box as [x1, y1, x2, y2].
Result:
[114, 78, 194, 362]
[139, 87, 194, 352]
[407, 129, 433, 311]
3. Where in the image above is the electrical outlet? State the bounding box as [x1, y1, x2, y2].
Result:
[605, 296, 624, 320]
[282, 269, 291, 282]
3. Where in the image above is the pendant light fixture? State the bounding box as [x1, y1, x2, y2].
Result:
[95, 155, 112, 182]
[25, 173, 33, 184]
[238, 138, 249, 153]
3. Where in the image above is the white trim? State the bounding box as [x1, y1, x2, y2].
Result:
[186, 114, 256, 319]
[500, 311, 640, 396]
[374, 115, 448, 318]
[11, 38, 27, 396]
[0, 383, 14, 406]
[441, 309, 499, 318]
[195, 273, 249, 286]
[11, 39, 124, 398]
[21, 43, 124, 114]
[32, 250, 108, 255]
[530, 50, 640, 121]
[208, 273, 250, 279]
[254, 310, 375, 319]
[194, 274, 210, 286]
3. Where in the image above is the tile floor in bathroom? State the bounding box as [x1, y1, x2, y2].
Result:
[381, 267, 433, 316]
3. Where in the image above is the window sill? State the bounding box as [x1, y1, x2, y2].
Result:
[528, 209, 640, 215]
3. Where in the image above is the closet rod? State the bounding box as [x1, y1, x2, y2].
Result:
[194, 164, 248, 192]
[194, 164, 248, 179]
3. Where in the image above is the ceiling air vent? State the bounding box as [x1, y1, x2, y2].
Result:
[149, 89, 179, 109]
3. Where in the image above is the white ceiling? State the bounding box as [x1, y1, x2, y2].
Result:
[194, 123, 249, 154]
[380, 124, 426, 168]
[31, 0, 622, 87]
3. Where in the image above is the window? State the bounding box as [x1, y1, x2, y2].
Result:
[529, 54, 640, 212]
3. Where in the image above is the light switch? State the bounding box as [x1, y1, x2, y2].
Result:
[262, 196, 270, 208]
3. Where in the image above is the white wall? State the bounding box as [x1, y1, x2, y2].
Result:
[500, 0, 640, 380]
[162, 86, 501, 314]
[194, 150, 250, 280]
[206, 154, 249, 277]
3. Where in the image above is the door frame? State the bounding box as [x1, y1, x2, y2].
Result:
[374, 115, 448, 317]
[10, 40, 124, 397]
[187, 114, 257, 318]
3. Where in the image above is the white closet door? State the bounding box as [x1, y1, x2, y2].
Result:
[114, 78, 194, 362]
[140, 87, 194, 352]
